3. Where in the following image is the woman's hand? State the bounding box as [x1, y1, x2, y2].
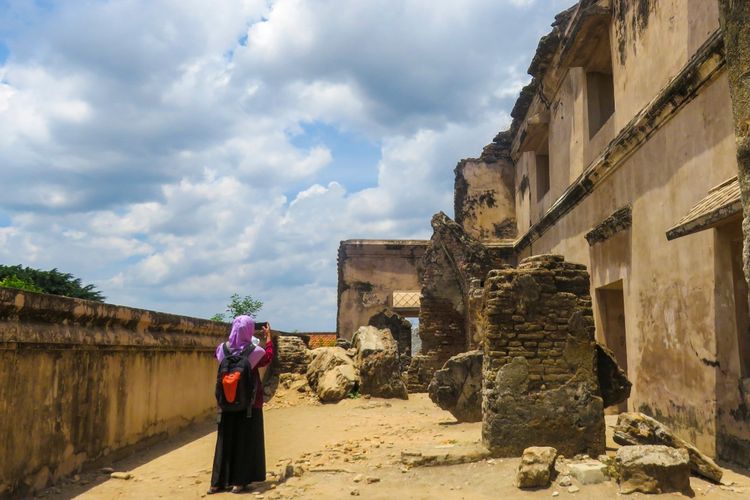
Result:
[262, 323, 272, 344]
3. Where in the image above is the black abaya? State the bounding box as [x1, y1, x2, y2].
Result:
[210, 409, 266, 488]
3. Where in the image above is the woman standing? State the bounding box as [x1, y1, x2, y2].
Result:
[208, 315, 274, 494]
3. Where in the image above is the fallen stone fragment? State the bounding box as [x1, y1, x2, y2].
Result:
[595, 344, 631, 408]
[365, 476, 380, 484]
[613, 412, 722, 482]
[615, 445, 691, 495]
[278, 460, 305, 482]
[306, 347, 356, 393]
[567, 485, 580, 493]
[400, 444, 490, 467]
[568, 461, 607, 485]
[352, 326, 408, 399]
[557, 475, 572, 487]
[368, 309, 413, 371]
[353, 474, 362, 483]
[427, 350, 482, 422]
[275, 336, 310, 375]
[110, 472, 132, 480]
[516, 446, 558, 489]
[317, 364, 359, 403]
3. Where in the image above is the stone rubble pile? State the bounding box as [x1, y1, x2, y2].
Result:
[306, 347, 359, 403]
[305, 326, 408, 402]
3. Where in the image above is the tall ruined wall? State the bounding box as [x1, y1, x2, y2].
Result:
[481, 255, 605, 457]
[455, 131, 517, 242]
[499, 0, 750, 466]
[0, 288, 226, 497]
[337, 240, 427, 341]
[719, 0, 750, 466]
[407, 212, 511, 392]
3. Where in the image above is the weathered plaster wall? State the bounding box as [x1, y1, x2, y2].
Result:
[454, 132, 517, 242]
[0, 288, 226, 497]
[337, 240, 427, 341]
[524, 72, 739, 457]
[612, 0, 720, 131]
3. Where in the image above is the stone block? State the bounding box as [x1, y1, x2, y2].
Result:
[516, 446, 558, 489]
[568, 461, 607, 485]
[615, 445, 691, 495]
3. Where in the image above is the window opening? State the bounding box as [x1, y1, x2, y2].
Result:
[587, 71, 615, 138]
[536, 154, 550, 201]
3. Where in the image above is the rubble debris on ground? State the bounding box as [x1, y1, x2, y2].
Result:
[613, 412, 723, 482]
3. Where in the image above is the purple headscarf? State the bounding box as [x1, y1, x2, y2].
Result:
[216, 315, 259, 362]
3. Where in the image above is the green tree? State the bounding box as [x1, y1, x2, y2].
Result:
[0, 265, 105, 301]
[211, 293, 263, 322]
[0, 275, 43, 293]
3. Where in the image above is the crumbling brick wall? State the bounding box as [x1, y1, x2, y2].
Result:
[481, 255, 605, 457]
[406, 212, 509, 392]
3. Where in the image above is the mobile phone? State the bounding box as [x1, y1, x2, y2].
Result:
[255, 321, 268, 330]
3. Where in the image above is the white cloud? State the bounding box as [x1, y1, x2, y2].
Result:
[0, 0, 568, 330]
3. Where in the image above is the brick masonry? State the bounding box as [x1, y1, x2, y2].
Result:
[481, 254, 606, 457]
[406, 212, 510, 392]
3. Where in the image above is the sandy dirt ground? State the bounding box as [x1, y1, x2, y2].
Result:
[40, 380, 750, 500]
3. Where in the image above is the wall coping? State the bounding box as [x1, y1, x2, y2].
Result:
[0, 287, 226, 350]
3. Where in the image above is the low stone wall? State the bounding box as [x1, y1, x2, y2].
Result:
[0, 288, 227, 497]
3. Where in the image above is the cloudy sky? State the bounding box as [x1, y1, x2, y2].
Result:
[0, 0, 569, 331]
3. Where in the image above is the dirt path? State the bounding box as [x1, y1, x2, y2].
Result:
[44, 392, 749, 500]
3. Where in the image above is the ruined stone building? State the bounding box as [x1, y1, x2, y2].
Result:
[337, 0, 750, 467]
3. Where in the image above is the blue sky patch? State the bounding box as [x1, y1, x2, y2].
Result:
[290, 121, 381, 193]
[0, 211, 11, 227]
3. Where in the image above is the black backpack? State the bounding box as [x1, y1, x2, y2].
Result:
[215, 342, 257, 414]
